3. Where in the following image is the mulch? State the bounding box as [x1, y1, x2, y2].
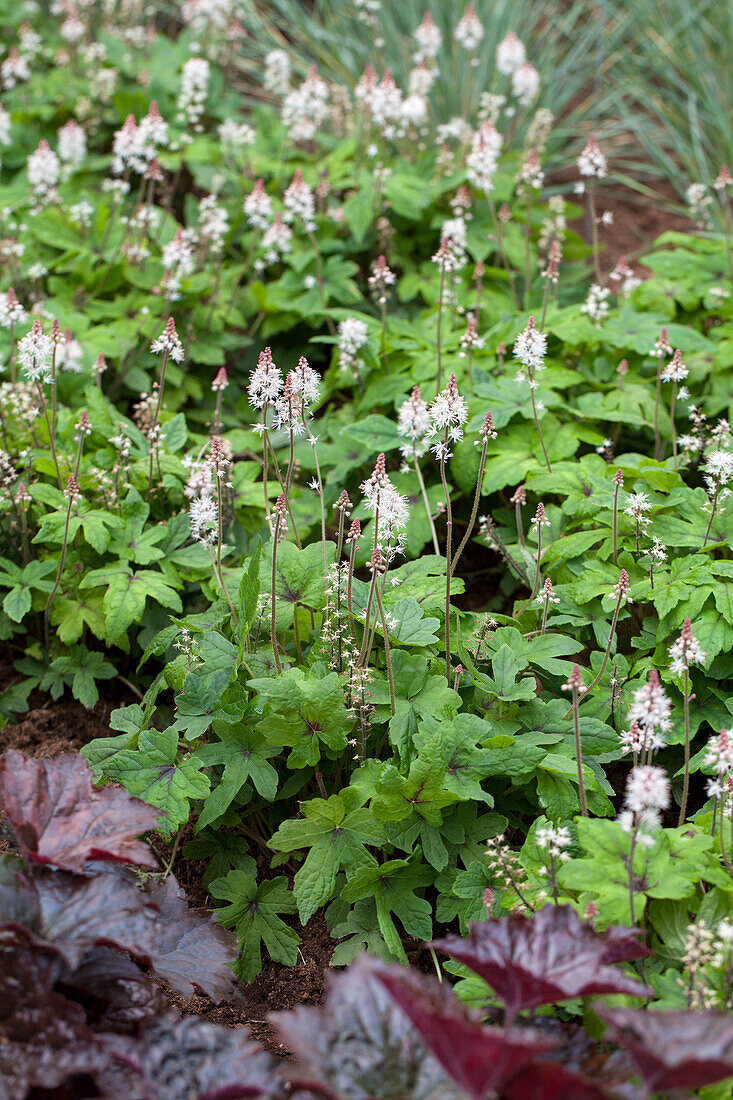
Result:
[0, 698, 120, 757]
[161, 911, 333, 1051]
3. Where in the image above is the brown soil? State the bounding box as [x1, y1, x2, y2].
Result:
[162, 911, 333, 1051]
[556, 173, 691, 275]
[147, 825, 335, 1049]
[590, 178, 691, 273]
[0, 694, 335, 1050]
[0, 698, 121, 757]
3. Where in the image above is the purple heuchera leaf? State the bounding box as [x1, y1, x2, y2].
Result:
[143, 875, 240, 1002]
[272, 954, 460, 1099]
[373, 960, 611, 1100]
[373, 961, 555, 1100]
[0, 867, 158, 969]
[102, 1014, 276, 1100]
[1, 985, 274, 1100]
[432, 906, 650, 1020]
[0, 944, 60, 1008]
[0, 951, 271, 1100]
[597, 925, 651, 966]
[67, 946, 165, 1030]
[0, 749, 159, 870]
[499, 1062, 612, 1100]
[600, 1006, 733, 1094]
[0, 981, 105, 1100]
[1, 869, 239, 1003]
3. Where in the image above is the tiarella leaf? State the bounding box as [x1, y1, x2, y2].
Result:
[101, 727, 210, 835]
[340, 859, 434, 944]
[269, 793, 386, 923]
[196, 726, 279, 830]
[209, 867, 298, 981]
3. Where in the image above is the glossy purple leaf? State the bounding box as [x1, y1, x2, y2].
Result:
[102, 1014, 277, 1100]
[600, 1006, 733, 1094]
[68, 946, 164, 1030]
[0, 862, 42, 927]
[143, 875, 240, 1002]
[0, 749, 159, 869]
[272, 954, 461, 1099]
[500, 1062, 612, 1100]
[0, 867, 158, 969]
[433, 906, 650, 1019]
[0, 944, 60, 1009]
[598, 925, 651, 966]
[0, 984, 104, 1100]
[374, 961, 555, 1100]
[1, 869, 238, 1005]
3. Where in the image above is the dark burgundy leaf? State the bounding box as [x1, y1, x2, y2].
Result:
[67, 946, 164, 1030]
[598, 925, 651, 966]
[272, 954, 462, 1099]
[374, 961, 556, 1100]
[102, 1014, 277, 1100]
[0, 867, 157, 969]
[143, 875, 239, 1002]
[500, 1061, 611, 1100]
[600, 1006, 733, 1093]
[0, 945, 61, 1016]
[0, 985, 104, 1100]
[433, 907, 650, 1020]
[514, 1016, 634, 1094]
[0, 863, 40, 930]
[0, 749, 159, 870]
[1, 863, 237, 1007]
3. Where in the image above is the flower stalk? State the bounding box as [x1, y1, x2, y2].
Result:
[44, 475, 80, 649]
[146, 317, 183, 500]
[564, 664, 588, 816]
[670, 619, 707, 824]
[516, 502, 549, 616]
[371, 551, 395, 715]
[612, 469, 623, 565]
[439, 431, 453, 682]
[211, 438, 238, 625]
[513, 316, 551, 473]
[427, 376, 468, 683]
[451, 412, 496, 577]
[270, 494, 288, 674]
[565, 569, 631, 717]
